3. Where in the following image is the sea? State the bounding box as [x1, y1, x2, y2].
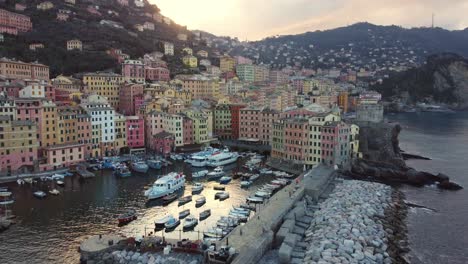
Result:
[0, 112, 467, 264]
[388, 111, 468, 264]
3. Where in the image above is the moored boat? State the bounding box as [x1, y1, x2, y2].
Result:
[207, 167, 225, 180]
[114, 167, 132, 178]
[178, 195, 192, 206]
[118, 209, 137, 225]
[147, 159, 162, 170]
[215, 191, 229, 201]
[49, 189, 60, 196]
[131, 161, 149, 173]
[213, 185, 225, 191]
[191, 183, 204, 194]
[33, 191, 47, 199]
[207, 151, 239, 167]
[195, 196, 206, 207]
[56, 180, 65, 186]
[164, 216, 180, 230]
[179, 209, 190, 219]
[155, 215, 173, 229]
[219, 176, 232, 184]
[240, 181, 252, 188]
[192, 170, 209, 178]
[246, 196, 264, 204]
[162, 193, 178, 204]
[249, 174, 260, 181]
[144, 172, 185, 200]
[199, 209, 211, 220]
[183, 215, 198, 230]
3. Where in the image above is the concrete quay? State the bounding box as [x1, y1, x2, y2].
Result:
[220, 165, 336, 264]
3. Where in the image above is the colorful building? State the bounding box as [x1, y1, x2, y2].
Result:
[220, 56, 236, 73]
[145, 111, 164, 148]
[67, 39, 82, 51]
[214, 104, 232, 140]
[182, 55, 198, 68]
[122, 60, 145, 83]
[42, 143, 85, 171]
[236, 64, 255, 82]
[0, 8, 32, 34]
[0, 58, 49, 81]
[229, 104, 245, 139]
[119, 83, 143, 115]
[126, 116, 144, 149]
[82, 72, 125, 109]
[176, 75, 220, 100]
[0, 117, 38, 175]
[114, 113, 127, 153]
[151, 131, 174, 156]
[145, 67, 170, 81]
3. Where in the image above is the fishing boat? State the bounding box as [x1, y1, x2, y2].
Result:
[178, 195, 192, 206]
[164, 216, 180, 230]
[195, 196, 206, 207]
[144, 172, 185, 200]
[117, 209, 137, 224]
[183, 216, 198, 230]
[191, 183, 204, 194]
[162, 193, 178, 204]
[219, 176, 232, 184]
[33, 191, 47, 199]
[131, 161, 149, 173]
[240, 181, 252, 188]
[49, 189, 60, 196]
[246, 196, 264, 204]
[215, 191, 229, 200]
[147, 159, 162, 170]
[207, 167, 225, 180]
[179, 209, 190, 219]
[192, 170, 209, 178]
[207, 151, 239, 167]
[199, 209, 211, 220]
[114, 167, 132, 178]
[155, 215, 173, 229]
[213, 185, 225, 191]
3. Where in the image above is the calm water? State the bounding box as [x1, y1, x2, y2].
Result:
[0, 159, 273, 264]
[388, 112, 468, 264]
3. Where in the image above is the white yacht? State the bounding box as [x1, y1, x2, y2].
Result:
[187, 147, 219, 167]
[207, 151, 239, 167]
[144, 172, 186, 200]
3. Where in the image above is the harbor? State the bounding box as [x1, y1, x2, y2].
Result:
[0, 150, 297, 263]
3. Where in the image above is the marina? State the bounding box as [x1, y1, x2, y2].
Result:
[0, 152, 290, 263]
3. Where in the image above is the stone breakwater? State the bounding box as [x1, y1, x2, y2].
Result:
[302, 180, 408, 264]
[104, 250, 201, 264]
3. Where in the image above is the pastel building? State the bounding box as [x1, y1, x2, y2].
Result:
[0, 8, 33, 34]
[230, 104, 245, 139]
[0, 95, 16, 121]
[119, 83, 143, 115]
[182, 55, 198, 68]
[176, 75, 220, 100]
[164, 42, 174, 56]
[162, 114, 184, 147]
[151, 131, 175, 156]
[42, 143, 85, 170]
[220, 56, 236, 73]
[321, 121, 351, 167]
[145, 111, 164, 148]
[126, 116, 144, 149]
[122, 60, 145, 83]
[236, 64, 254, 82]
[82, 72, 125, 109]
[182, 115, 194, 145]
[0, 58, 49, 81]
[67, 39, 82, 51]
[214, 104, 232, 140]
[114, 113, 127, 153]
[184, 110, 209, 144]
[145, 67, 170, 81]
[0, 117, 38, 175]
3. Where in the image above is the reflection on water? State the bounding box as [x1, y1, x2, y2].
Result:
[0, 159, 271, 263]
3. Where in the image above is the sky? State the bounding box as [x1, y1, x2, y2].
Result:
[151, 0, 468, 40]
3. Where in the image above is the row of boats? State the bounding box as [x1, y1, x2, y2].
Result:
[203, 204, 255, 241]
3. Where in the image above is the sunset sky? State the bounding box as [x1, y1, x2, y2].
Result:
[152, 0, 468, 40]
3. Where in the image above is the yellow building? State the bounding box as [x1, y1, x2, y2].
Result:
[147, 87, 192, 106]
[114, 113, 127, 153]
[220, 56, 236, 73]
[182, 47, 193, 55]
[82, 72, 125, 109]
[176, 75, 220, 100]
[184, 110, 209, 145]
[182, 55, 198, 68]
[40, 101, 58, 148]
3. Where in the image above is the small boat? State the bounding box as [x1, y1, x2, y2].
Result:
[207, 167, 225, 180]
[219, 176, 232, 184]
[49, 189, 60, 196]
[33, 191, 47, 199]
[204, 228, 228, 239]
[213, 185, 225, 191]
[114, 167, 132, 178]
[255, 191, 272, 198]
[165, 216, 180, 230]
[131, 161, 149, 173]
[191, 183, 204, 194]
[0, 200, 14, 205]
[259, 168, 273, 175]
[215, 191, 229, 201]
[178, 195, 192, 206]
[240, 181, 252, 188]
[162, 193, 178, 204]
[179, 209, 190, 219]
[247, 196, 264, 204]
[0, 191, 12, 197]
[183, 215, 198, 230]
[51, 174, 65, 180]
[249, 174, 260, 181]
[64, 172, 74, 177]
[195, 196, 206, 207]
[24, 178, 33, 184]
[231, 208, 250, 216]
[147, 159, 162, 170]
[240, 204, 256, 211]
[199, 209, 211, 220]
[118, 209, 137, 224]
[145, 172, 186, 200]
[56, 180, 65, 186]
[155, 215, 173, 229]
[192, 170, 209, 178]
[17, 179, 25, 185]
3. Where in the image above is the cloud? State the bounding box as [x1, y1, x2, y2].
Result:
[152, 0, 468, 40]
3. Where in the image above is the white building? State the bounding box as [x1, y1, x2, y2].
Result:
[19, 83, 45, 98]
[164, 42, 174, 56]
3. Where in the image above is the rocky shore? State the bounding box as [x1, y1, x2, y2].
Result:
[301, 180, 408, 264]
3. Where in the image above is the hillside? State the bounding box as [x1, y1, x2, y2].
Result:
[371, 53, 468, 109]
[0, 0, 211, 76]
[228, 22, 468, 71]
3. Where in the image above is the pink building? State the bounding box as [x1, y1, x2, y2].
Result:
[145, 111, 164, 148]
[121, 60, 145, 83]
[126, 116, 145, 148]
[291, 77, 305, 93]
[0, 8, 32, 34]
[235, 56, 253, 65]
[183, 116, 193, 145]
[145, 67, 170, 81]
[320, 121, 351, 167]
[283, 118, 308, 162]
[134, 94, 145, 116]
[0, 83, 23, 97]
[44, 84, 55, 101]
[15, 98, 43, 141]
[151, 131, 175, 156]
[269, 70, 289, 84]
[42, 143, 85, 170]
[119, 83, 143, 115]
[239, 107, 279, 144]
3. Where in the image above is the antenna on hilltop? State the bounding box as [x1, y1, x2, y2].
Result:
[432, 13, 435, 28]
